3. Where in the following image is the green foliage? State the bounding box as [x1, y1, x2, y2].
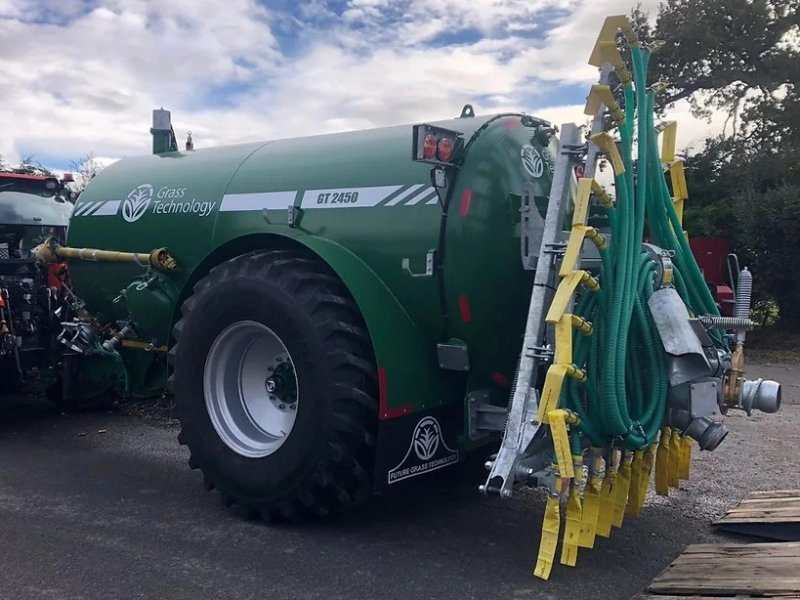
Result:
[733, 184, 800, 326]
[635, 0, 800, 330]
[647, 0, 800, 127]
[751, 298, 780, 328]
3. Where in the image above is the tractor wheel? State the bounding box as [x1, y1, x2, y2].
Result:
[170, 250, 379, 521]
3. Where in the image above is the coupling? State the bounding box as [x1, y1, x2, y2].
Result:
[739, 378, 782, 416]
[666, 407, 729, 451]
[666, 378, 729, 451]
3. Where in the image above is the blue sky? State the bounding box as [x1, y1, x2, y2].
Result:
[0, 0, 726, 173]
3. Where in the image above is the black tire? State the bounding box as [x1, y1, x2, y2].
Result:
[170, 249, 379, 521]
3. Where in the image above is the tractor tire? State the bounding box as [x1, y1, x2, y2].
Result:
[170, 249, 379, 521]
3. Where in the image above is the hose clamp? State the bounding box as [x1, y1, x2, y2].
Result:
[642, 243, 674, 288]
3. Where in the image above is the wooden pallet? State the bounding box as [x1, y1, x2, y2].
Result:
[637, 542, 800, 598]
[714, 490, 800, 541]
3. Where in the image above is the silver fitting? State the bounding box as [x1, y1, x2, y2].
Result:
[682, 414, 729, 451]
[739, 378, 781, 415]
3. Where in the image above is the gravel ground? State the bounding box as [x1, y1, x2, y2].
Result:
[0, 362, 796, 600]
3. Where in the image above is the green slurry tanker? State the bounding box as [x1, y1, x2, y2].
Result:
[31, 16, 781, 578]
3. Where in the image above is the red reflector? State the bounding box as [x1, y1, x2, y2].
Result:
[492, 372, 509, 387]
[378, 367, 413, 420]
[422, 134, 437, 160]
[437, 137, 454, 162]
[459, 188, 472, 217]
[575, 165, 585, 178]
[458, 295, 472, 323]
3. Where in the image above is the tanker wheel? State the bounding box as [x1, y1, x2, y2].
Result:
[170, 249, 379, 521]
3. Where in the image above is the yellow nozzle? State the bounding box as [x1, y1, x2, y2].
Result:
[591, 179, 615, 209]
[584, 84, 625, 125]
[571, 314, 593, 336]
[590, 132, 625, 175]
[589, 15, 636, 65]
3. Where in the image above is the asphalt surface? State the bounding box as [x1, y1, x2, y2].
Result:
[1, 362, 798, 600]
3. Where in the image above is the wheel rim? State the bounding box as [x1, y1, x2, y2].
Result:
[203, 321, 299, 458]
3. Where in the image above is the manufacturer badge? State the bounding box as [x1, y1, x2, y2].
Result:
[387, 416, 459, 484]
[521, 145, 544, 178]
[121, 184, 153, 223]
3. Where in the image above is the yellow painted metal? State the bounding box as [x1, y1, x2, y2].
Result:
[534, 483, 562, 580]
[597, 454, 617, 538]
[670, 160, 689, 224]
[612, 451, 633, 528]
[678, 436, 693, 480]
[560, 465, 584, 567]
[584, 84, 626, 125]
[655, 427, 671, 496]
[627, 450, 644, 516]
[660, 121, 678, 163]
[590, 132, 625, 174]
[589, 15, 635, 65]
[578, 449, 604, 548]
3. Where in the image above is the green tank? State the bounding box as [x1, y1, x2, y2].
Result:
[61, 109, 558, 517]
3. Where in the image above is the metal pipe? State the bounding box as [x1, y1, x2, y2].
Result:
[33, 239, 177, 271]
[700, 316, 754, 330]
[733, 267, 752, 343]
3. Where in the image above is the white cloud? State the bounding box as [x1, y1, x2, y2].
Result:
[0, 0, 726, 168]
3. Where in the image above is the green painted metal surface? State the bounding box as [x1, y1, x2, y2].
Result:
[67, 113, 555, 416]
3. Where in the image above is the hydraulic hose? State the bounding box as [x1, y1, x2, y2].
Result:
[533, 17, 734, 581]
[558, 43, 726, 452]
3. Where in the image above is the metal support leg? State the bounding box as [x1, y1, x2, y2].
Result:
[481, 123, 583, 497]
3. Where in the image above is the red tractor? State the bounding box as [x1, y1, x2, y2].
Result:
[689, 236, 736, 317]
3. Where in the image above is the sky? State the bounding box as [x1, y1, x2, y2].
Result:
[0, 0, 728, 172]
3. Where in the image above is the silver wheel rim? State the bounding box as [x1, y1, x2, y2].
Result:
[203, 321, 299, 458]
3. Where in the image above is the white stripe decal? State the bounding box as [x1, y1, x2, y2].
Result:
[73, 201, 97, 216]
[91, 200, 121, 216]
[384, 184, 426, 206]
[426, 196, 439, 204]
[302, 185, 402, 208]
[403, 187, 436, 205]
[220, 191, 297, 212]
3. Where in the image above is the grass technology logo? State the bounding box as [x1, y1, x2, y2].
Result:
[121, 184, 153, 223]
[120, 184, 217, 221]
[387, 416, 459, 484]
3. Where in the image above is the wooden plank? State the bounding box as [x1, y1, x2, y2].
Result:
[646, 542, 800, 597]
[719, 516, 800, 524]
[716, 522, 800, 543]
[748, 490, 800, 499]
[632, 596, 800, 600]
[723, 508, 800, 518]
[715, 491, 800, 541]
[733, 499, 800, 509]
[681, 542, 800, 556]
[634, 596, 800, 600]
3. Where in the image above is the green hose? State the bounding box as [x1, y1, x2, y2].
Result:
[559, 40, 725, 451]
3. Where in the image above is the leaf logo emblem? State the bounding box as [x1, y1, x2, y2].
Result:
[122, 184, 154, 223]
[413, 417, 440, 461]
[521, 145, 544, 178]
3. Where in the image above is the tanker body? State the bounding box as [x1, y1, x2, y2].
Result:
[62, 111, 558, 517]
[31, 17, 786, 579]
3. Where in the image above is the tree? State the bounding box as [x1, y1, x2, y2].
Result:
[68, 152, 105, 191]
[635, 0, 800, 327]
[646, 0, 800, 134]
[13, 154, 57, 177]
